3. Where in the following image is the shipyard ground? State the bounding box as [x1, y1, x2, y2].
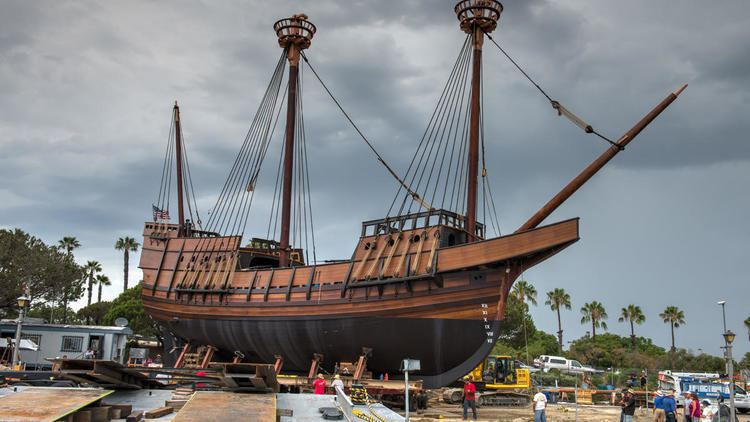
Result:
[408, 402, 750, 421]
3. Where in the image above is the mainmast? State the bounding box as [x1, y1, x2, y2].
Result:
[455, 0, 503, 241]
[174, 102, 186, 237]
[274, 14, 316, 267]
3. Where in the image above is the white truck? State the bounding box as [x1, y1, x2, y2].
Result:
[658, 370, 750, 414]
[533, 355, 600, 374]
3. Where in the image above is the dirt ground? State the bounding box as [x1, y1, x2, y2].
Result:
[406, 403, 750, 422]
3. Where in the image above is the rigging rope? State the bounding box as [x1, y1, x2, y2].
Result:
[299, 52, 431, 211]
[483, 32, 622, 150]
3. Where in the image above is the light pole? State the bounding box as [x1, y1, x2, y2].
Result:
[11, 293, 31, 369]
[723, 330, 736, 422]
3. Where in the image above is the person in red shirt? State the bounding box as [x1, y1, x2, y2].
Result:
[463, 375, 477, 420]
[313, 373, 326, 394]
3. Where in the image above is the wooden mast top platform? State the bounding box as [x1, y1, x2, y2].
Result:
[455, 0, 503, 34]
[273, 14, 316, 52]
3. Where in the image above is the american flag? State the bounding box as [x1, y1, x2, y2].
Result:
[152, 205, 170, 221]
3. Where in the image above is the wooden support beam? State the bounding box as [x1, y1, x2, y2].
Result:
[284, 267, 297, 301]
[339, 260, 355, 298]
[245, 271, 258, 302]
[150, 242, 169, 294]
[364, 237, 389, 280]
[263, 270, 275, 302]
[175, 343, 191, 368]
[380, 235, 401, 278]
[305, 266, 316, 300]
[165, 239, 186, 298]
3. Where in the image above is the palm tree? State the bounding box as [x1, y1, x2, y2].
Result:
[58, 236, 81, 254]
[57, 236, 81, 323]
[618, 305, 646, 350]
[96, 275, 111, 303]
[83, 260, 102, 306]
[660, 306, 685, 352]
[115, 237, 140, 291]
[580, 301, 608, 339]
[745, 316, 750, 342]
[511, 280, 537, 363]
[545, 288, 571, 353]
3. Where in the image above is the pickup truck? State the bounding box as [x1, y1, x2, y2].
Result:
[533, 355, 600, 374]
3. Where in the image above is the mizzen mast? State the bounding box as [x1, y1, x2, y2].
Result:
[455, 0, 503, 241]
[173, 102, 186, 236]
[274, 14, 316, 267]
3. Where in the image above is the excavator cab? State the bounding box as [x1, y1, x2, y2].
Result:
[480, 355, 518, 385]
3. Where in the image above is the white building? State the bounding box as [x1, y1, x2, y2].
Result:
[0, 319, 132, 370]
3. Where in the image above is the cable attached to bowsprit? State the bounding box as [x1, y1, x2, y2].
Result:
[484, 32, 624, 150]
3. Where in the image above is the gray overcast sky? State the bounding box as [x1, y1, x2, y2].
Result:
[1, 0, 749, 357]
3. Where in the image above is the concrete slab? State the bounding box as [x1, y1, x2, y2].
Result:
[276, 393, 337, 421]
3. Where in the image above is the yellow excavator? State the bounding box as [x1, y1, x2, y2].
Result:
[443, 355, 531, 407]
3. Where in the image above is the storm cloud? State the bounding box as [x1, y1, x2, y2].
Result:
[1, 0, 748, 356]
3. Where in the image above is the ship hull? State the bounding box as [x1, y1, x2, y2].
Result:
[158, 315, 500, 388]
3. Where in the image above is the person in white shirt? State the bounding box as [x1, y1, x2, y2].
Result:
[331, 374, 345, 393]
[533, 387, 548, 422]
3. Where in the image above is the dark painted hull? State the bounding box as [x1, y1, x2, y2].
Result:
[159, 316, 501, 389]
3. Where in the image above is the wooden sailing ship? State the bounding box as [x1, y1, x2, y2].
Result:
[139, 2, 684, 388]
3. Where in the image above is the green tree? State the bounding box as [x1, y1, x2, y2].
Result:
[545, 288, 571, 353]
[115, 237, 140, 291]
[660, 306, 685, 352]
[0, 229, 82, 321]
[745, 317, 750, 343]
[618, 304, 646, 350]
[26, 303, 83, 325]
[57, 236, 82, 323]
[739, 352, 750, 369]
[77, 301, 112, 325]
[83, 260, 102, 307]
[96, 274, 112, 303]
[103, 283, 157, 338]
[57, 236, 80, 255]
[580, 301, 608, 339]
[511, 280, 537, 364]
[569, 332, 665, 369]
[495, 294, 537, 350]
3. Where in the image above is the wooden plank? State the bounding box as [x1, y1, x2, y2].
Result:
[126, 410, 144, 422]
[144, 406, 173, 418]
[173, 392, 275, 422]
[109, 405, 132, 418]
[0, 387, 113, 422]
[165, 400, 188, 410]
